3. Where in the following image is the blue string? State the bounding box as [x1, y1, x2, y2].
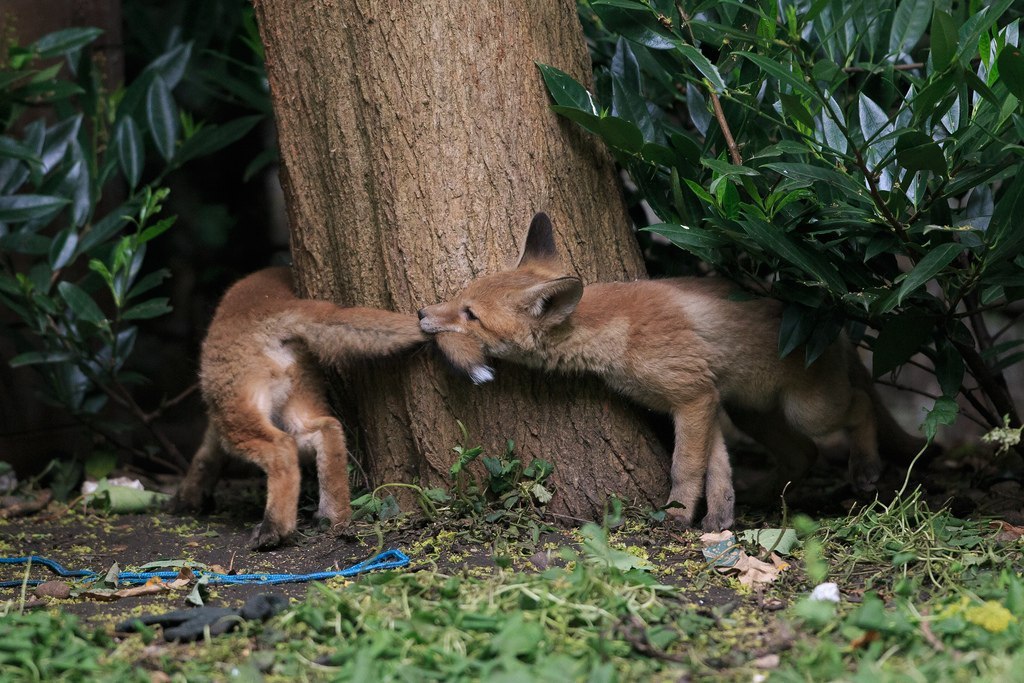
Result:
[0, 549, 410, 588]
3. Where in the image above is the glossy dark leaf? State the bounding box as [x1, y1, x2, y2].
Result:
[934, 338, 965, 397]
[872, 314, 935, 377]
[611, 75, 656, 141]
[122, 298, 172, 321]
[888, 0, 931, 57]
[145, 42, 193, 90]
[779, 93, 815, 129]
[113, 116, 144, 189]
[548, 105, 603, 134]
[58, 281, 106, 326]
[737, 52, 819, 102]
[778, 304, 815, 358]
[31, 28, 103, 59]
[610, 37, 641, 93]
[537, 64, 598, 114]
[895, 131, 946, 175]
[0, 194, 69, 222]
[173, 115, 262, 167]
[895, 242, 964, 305]
[591, 5, 675, 50]
[48, 227, 79, 270]
[677, 44, 726, 93]
[8, 350, 75, 367]
[987, 173, 1024, 263]
[40, 115, 83, 174]
[740, 218, 847, 294]
[997, 46, 1024, 102]
[930, 10, 958, 71]
[145, 75, 178, 162]
[0, 232, 50, 255]
[598, 116, 645, 153]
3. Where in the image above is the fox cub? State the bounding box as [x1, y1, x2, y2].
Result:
[419, 213, 924, 531]
[174, 267, 425, 549]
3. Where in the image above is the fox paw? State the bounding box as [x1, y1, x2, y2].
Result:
[700, 508, 734, 532]
[250, 520, 291, 551]
[662, 504, 695, 529]
[849, 459, 882, 493]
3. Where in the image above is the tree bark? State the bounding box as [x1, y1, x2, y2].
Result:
[253, 0, 669, 518]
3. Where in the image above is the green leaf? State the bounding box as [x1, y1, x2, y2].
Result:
[591, 4, 675, 50]
[997, 46, 1024, 102]
[988, 173, 1024, 263]
[887, 0, 932, 57]
[48, 227, 79, 270]
[930, 11, 958, 71]
[922, 396, 958, 441]
[0, 135, 42, 167]
[145, 75, 178, 161]
[610, 36, 641, 93]
[934, 338, 965, 397]
[872, 315, 935, 377]
[113, 116, 144, 189]
[677, 43, 726, 93]
[642, 223, 730, 249]
[780, 92, 815, 129]
[121, 298, 172, 320]
[173, 115, 262, 167]
[536, 63, 598, 114]
[741, 218, 847, 293]
[0, 194, 69, 222]
[895, 242, 964, 305]
[762, 162, 866, 199]
[31, 27, 103, 59]
[548, 105, 602, 134]
[58, 281, 106, 325]
[895, 131, 946, 175]
[610, 75, 656, 141]
[0, 232, 50, 255]
[739, 528, 800, 555]
[8, 350, 75, 367]
[737, 51, 819, 102]
[598, 116, 645, 153]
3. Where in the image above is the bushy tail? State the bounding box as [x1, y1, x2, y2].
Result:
[287, 302, 426, 367]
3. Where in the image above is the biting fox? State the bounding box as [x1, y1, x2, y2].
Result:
[418, 213, 925, 530]
[173, 267, 425, 549]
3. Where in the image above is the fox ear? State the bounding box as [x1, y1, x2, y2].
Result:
[524, 276, 583, 325]
[517, 212, 557, 267]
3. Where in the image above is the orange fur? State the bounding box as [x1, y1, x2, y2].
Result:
[418, 214, 925, 530]
[174, 267, 425, 549]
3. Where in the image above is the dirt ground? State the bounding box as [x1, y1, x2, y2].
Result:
[1, 445, 1021, 635]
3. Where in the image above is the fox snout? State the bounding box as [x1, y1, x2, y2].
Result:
[417, 304, 454, 334]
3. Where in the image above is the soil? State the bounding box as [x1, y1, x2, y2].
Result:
[1, 444, 1020, 636]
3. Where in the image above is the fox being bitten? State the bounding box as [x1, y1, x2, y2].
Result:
[174, 267, 425, 549]
[419, 213, 926, 531]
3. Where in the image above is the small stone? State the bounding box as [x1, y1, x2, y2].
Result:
[34, 580, 71, 599]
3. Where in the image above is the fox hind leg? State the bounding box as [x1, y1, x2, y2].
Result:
[173, 422, 227, 513]
[284, 386, 352, 532]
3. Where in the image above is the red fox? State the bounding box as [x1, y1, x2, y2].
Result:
[418, 213, 925, 530]
[173, 267, 425, 549]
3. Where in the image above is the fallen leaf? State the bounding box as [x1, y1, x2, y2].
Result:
[991, 520, 1024, 541]
[850, 630, 880, 649]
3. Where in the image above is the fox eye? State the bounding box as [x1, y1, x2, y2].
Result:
[463, 307, 479, 322]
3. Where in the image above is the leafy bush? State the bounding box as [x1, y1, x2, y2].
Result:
[544, 0, 1024, 438]
[0, 27, 262, 470]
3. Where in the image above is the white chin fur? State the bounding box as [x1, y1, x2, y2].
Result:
[470, 366, 495, 385]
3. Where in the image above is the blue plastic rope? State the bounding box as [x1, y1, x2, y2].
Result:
[0, 549, 409, 588]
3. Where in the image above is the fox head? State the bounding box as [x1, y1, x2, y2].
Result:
[418, 213, 584, 384]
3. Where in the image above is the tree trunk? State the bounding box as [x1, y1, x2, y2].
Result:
[253, 0, 669, 518]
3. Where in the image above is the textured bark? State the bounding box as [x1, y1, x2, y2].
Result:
[253, 0, 669, 518]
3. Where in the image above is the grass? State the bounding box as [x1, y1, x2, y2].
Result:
[2, 438, 1023, 681]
